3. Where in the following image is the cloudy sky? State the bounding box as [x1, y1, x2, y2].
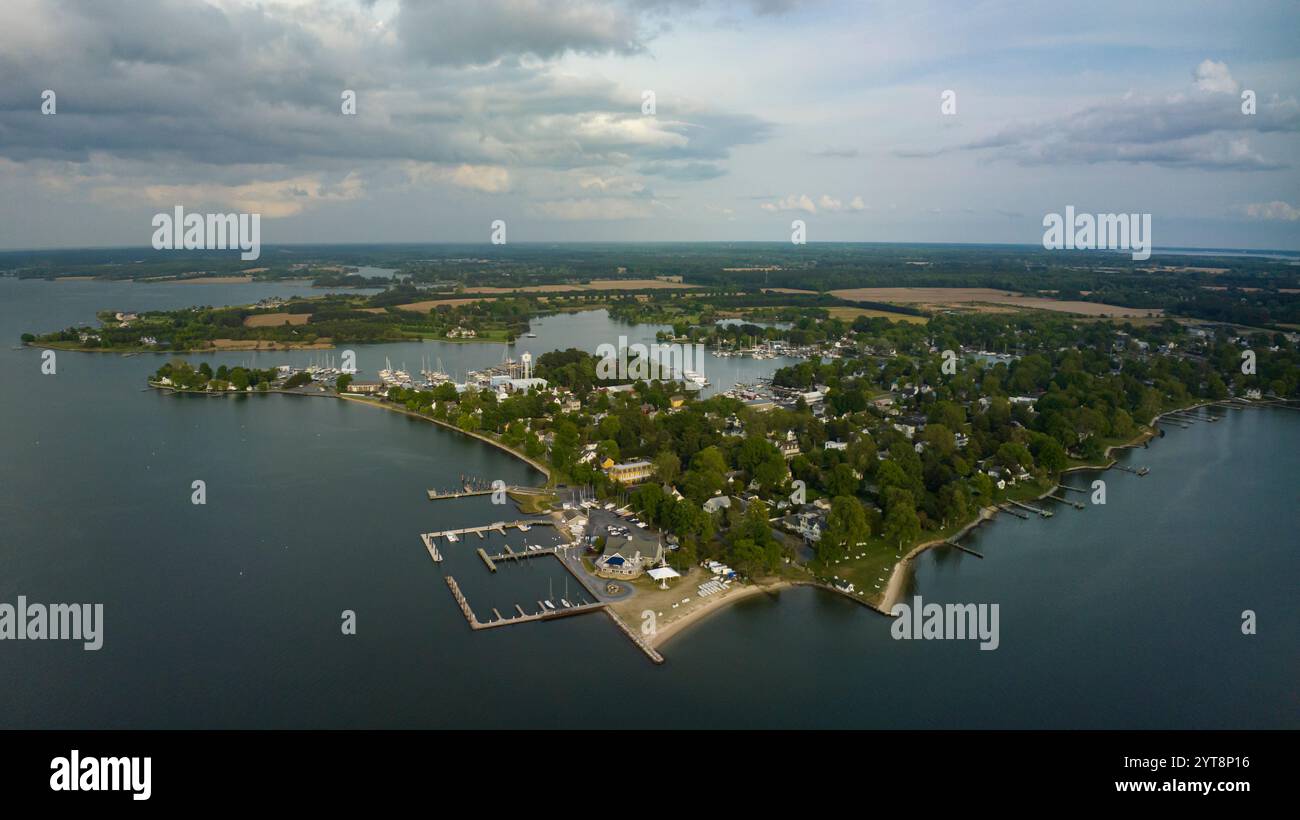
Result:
[1, 0, 1298, 250]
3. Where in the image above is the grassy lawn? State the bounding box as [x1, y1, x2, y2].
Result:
[509, 491, 556, 514]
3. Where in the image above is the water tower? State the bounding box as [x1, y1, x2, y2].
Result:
[520, 351, 532, 380]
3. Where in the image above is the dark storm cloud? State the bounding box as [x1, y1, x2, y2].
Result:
[0, 0, 771, 178]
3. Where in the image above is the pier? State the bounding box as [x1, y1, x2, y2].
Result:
[1048, 493, 1085, 510]
[1114, 464, 1150, 476]
[426, 485, 550, 501]
[996, 503, 1030, 520]
[1009, 499, 1053, 518]
[443, 573, 606, 631]
[431, 519, 660, 663]
[487, 546, 560, 563]
[605, 609, 665, 664]
[419, 519, 554, 544]
[419, 533, 443, 563]
[945, 539, 984, 558]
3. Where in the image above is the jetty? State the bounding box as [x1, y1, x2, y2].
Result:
[487, 546, 562, 563]
[443, 575, 606, 631]
[419, 533, 443, 563]
[1048, 493, 1085, 510]
[996, 503, 1030, 520]
[1009, 499, 1053, 518]
[419, 519, 554, 544]
[427, 484, 550, 501]
[1114, 464, 1150, 476]
[432, 520, 664, 663]
[605, 609, 665, 664]
[945, 538, 984, 558]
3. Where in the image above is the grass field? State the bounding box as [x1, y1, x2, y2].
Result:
[824, 306, 928, 323]
[829, 287, 1162, 318]
[242, 312, 310, 327]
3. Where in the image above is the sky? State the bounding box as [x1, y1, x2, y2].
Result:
[0, 0, 1298, 251]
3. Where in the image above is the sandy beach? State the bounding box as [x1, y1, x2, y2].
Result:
[642, 579, 788, 650]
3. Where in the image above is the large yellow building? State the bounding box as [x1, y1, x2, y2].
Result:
[606, 460, 655, 485]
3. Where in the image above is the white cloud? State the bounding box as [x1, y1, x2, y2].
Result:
[82, 172, 366, 218]
[761, 194, 817, 213]
[404, 162, 511, 193]
[763, 194, 865, 213]
[1239, 201, 1300, 221]
[1193, 59, 1239, 94]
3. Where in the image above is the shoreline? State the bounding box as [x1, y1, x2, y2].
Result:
[336, 393, 552, 482]
[146, 382, 552, 481]
[876, 397, 1240, 613]
[648, 580, 788, 650]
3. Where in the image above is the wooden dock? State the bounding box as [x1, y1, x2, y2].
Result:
[420, 519, 554, 544]
[1114, 464, 1149, 476]
[1048, 493, 1085, 510]
[945, 539, 984, 558]
[444, 574, 607, 631]
[605, 609, 664, 664]
[427, 485, 550, 501]
[1009, 499, 1053, 518]
[419, 533, 443, 563]
[996, 503, 1030, 520]
[435, 524, 667, 663]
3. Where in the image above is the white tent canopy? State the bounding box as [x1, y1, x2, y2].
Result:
[646, 567, 681, 581]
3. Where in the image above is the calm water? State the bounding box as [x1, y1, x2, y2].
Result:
[0, 278, 1296, 728]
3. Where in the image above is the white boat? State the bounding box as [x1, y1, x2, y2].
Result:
[543, 600, 556, 611]
[561, 598, 572, 608]
[526, 331, 537, 338]
[446, 532, 458, 542]
[683, 370, 709, 386]
[518, 523, 531, 531]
